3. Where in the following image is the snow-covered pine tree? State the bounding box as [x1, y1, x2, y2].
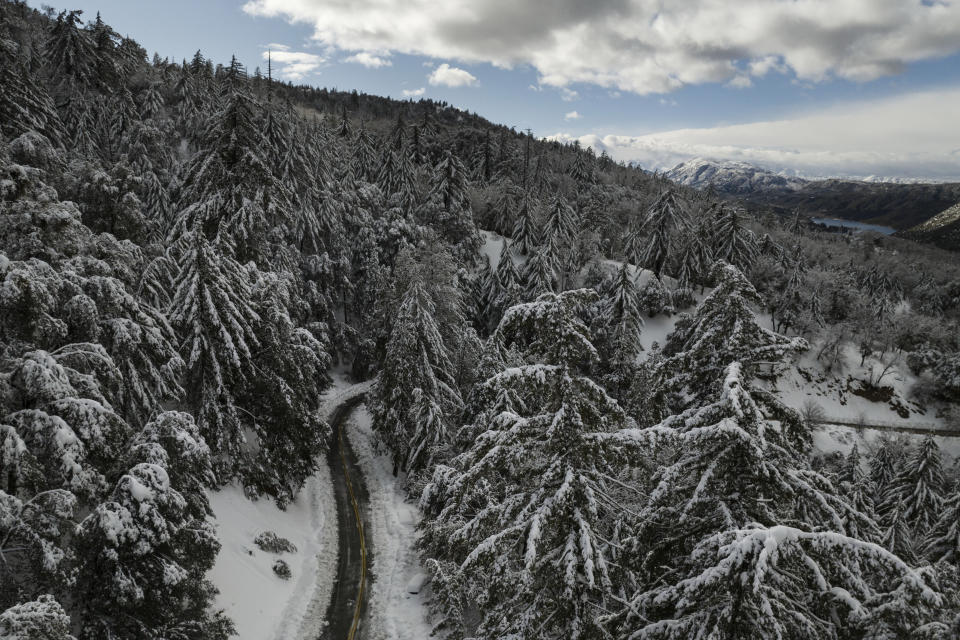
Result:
[423, 150, 480, 258]
[420, 289, 631, 639]
[637, 188, 691, 279]
[712, 202, 759, 273]
[871, 435, 900, 510]
[610, 523, 940, 639]
[882, 494, 917, 562]
[46, 10, 96, 96]
[371, 278, 462, 474]
[610, 363, 937, 639]
[841, 444, 875, 536]
[170, 231, 259, 476]
[522, 248, 556, 300]
[659, 261, 807, 406]
[173, 87, 292, 264]
[490, 241, 522, 326]
[0, 595, 75, 640]
[928, 491, 960, 563]
[511, 193, 540, 256]
[899, 435, 945, 532]
[75, 463, 231, 639]
[600, 264, 644, 400]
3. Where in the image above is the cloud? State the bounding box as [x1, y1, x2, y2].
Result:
[549, 87, 960, 180]
[243, 0, 960, 95]
[564, 110, 582, 120]
[262, 49, 324, 80]
[344, 51, 392, 68]
[560, 87, 579, 101]
[403, 87, 426, 97]
[427, 63, 477, 87]
[265, 42, 290, 51]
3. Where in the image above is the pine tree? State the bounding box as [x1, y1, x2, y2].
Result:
[75, 463, 230, 639]
[511, 194, 540, 255]
[174, 89, 292, 263]
[900, 435, 944, 532]
[927, 491, 960, 563]
[637, 189, 690, 279]
[421, 289, 629, 639]
[659, 262, 807, 406]
[611, 523, 939, 639]
[46, 10, 95, 94]
[371, 278, 462, 474]
[0, 596, 75, 640]
[170, 231, 260, 473]
[871, 435, 899, 510]
[712, 202, 759, 272]
[841, 444, 875, 536]
[522, 249, 556, 300]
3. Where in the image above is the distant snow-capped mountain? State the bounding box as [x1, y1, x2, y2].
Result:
[662, 157, 960, 234]
[663, 158, 808, 194]
[663, 158, 944, 192]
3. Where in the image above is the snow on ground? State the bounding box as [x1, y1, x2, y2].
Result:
[345, 405, 434, 640]
[208, 470, 336, 640]
[480, 229, 506, 270]
[208, 369, 372, 640]
[767, 342, 948, 431]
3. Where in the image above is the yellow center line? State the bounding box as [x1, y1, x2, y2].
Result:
[338, 417, 366, 640]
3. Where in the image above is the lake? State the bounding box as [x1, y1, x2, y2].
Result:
[812, 218, 896, 235]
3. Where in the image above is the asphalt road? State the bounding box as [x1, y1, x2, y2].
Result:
[321, 397, 370, 640]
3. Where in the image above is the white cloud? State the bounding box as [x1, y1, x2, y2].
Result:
[560, 87, 579, 101]
[726, 75, 752, 89]
[344, 51, 392, 68]
[262, 49, 324, 80]
[243, 0, 960, 95]
[265, 42, 290, 51]
[403, 87, 426, 97]
[564, 110, 582, 120]
[549, 87, 960, 181]
[427, 63, 477, 87]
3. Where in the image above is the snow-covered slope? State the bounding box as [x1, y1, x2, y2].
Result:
[899, 201, 960, 251]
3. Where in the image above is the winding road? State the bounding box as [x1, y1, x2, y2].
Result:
[322, 396, 371, 640]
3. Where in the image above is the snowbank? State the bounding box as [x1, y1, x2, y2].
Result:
[345, 405, 434, 640]
[208, 468, 336, 640]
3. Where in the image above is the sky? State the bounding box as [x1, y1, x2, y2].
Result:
[38, 0, 960, 180]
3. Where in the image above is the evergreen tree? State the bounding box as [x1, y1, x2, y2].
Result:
[371, 278, 462, 474]
[899, 435, 945, 532]
[660, 262, 807, 406]
[637, 189, 690, 279]
[421, 289, 629, 640]
[511, 194, 540, 256]
[0, 596, 75, 640]
[522, 248, 556, 300]
[712, 202, 759, 272]
[75, 463, 230, 639]
[170, 232, 259, 475]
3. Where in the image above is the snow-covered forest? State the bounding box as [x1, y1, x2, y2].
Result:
[2, 2, 960, 638]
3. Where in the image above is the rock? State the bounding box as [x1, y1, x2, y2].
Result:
[406, 572, 428, 594]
